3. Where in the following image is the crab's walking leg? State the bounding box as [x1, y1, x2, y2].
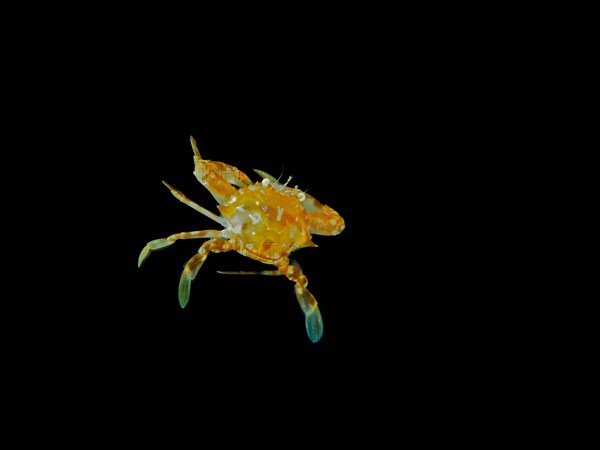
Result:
[179, 238, 234, 308]
[277, 262, 324, 343]
[216, 270, 282, 276]
[138, 230, 222, 268]
[162, 180, 227, 226]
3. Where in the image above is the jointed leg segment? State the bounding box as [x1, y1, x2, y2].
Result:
[162, 180, 226, 226]
[217, 260, 324, 342]
[138, 230, 222, 268]
[277, 262, 324, 343]
[178, 238, 234, 308]
[216, 269, 282, 276]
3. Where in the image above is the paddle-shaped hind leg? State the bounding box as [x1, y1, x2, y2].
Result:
[277, 262, 324, 343]
[179, 238, 234, 308]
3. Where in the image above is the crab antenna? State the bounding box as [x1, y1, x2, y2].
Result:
[276, 166, 285, 184]
[190, 135, 201, 158]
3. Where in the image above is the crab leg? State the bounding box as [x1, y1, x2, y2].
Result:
[191, 136, 245, 204]
[138, 230, 223, 267]
[190, 136, 252, 190]
[216, 269, 282, 276]
[277, 262, 324, 343]
[162, 180, 226, 226]
[179, 238, 234, 308]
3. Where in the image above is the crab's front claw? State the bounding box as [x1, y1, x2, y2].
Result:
[295, 284, 324, 343]
[304, 195, 345, 237]
[189, 136, 248, 204]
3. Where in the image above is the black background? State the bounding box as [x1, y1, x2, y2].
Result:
[2, 7, 573, 445]
[13, 16, 516, 418]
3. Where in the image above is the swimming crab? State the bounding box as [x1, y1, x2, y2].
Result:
[138, 136, 345, 343]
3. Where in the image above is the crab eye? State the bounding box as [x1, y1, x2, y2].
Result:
[262, 178, 270, 186]
[298, 192, 306, 201]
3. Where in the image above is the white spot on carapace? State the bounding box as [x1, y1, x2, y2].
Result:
[251, 231, 256, 236]
[236, 205, 245, 211]
[248, 184, 258, 191]
[261, 205, 268, 213]
[273, 252, 280, 259]
[276, 205, 284, 221]
[262, 178, 270, 186]
[249, 212, 262, 224]
[289, 230, 296, 239]
[229, 195, 237, 204]
[255, 201, 260, 206]
[227, 223, 242, 235]
[298, 192, 306, 201]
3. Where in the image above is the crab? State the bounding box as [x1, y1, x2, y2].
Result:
[138, 136, 345, 343]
